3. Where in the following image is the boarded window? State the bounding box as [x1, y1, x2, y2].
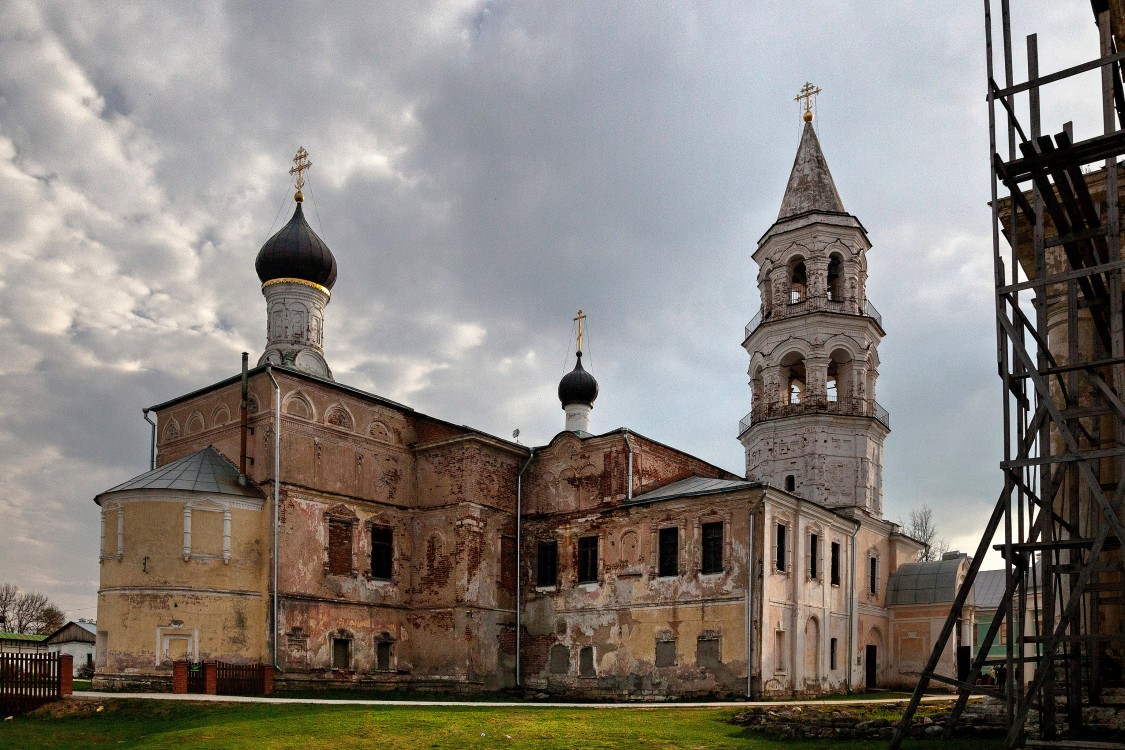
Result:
[332, 637, 350, 670]
[697, 635, 721, 669]
[500, 535, 516, 592]
[193, 508, 224, 557]
[548, 644, 570, 674]
[658, 527, 679, 577]
[371, 526, 393, 579]
[774, 523, 787, 571]
[577, 536, 598, 584]
[830, 542, 841, 585]
[578, 646, 595, 677]
[702, 522, 723, 574]
[376, 641, 392, 671]
[328, 520, 352, 576]
[537, 540, 558, 587]
[655, 640, 677, 668]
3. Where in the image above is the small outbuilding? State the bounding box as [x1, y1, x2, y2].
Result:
[47, 621, 97, 676]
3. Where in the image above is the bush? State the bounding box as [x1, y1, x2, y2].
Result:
[77, 663, 94, 679]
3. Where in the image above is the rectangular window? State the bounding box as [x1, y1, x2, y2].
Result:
[548, 644, 570, 674]
[808, 533, 820, 579]
[332, 638, 350, 670]
[701, 522, 723, 574]
[500, 535, 516, 592]
[697, 635, 721, 669]
[868, 556, 878, 595]
[328, 519, 352, 576]
[371, 526, 393, 580]
[577, 536, 599, 584]
[537, 540, 558, 587]
[830, 637, 838, 670]
[658, 527, 679, 577]
[655, 639, 677, 668]
[376, 641, 392, 671]
[830, 542, 841, 585]
[774, 523, 787, 571]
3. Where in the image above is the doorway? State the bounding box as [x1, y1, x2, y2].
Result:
[865, 644, 877, 690]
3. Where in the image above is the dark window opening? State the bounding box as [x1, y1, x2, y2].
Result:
[697, 636, 721, 669]
[548, 644, 569, 674]
[376, 641, 392, 671]
[655, 640, 676, 668]
[774, 523, 787, 571]
[809, 533, 820, 579]
[658, 527, 679, 577]
[789, 261, 807, 303]
[579, 646, 595, 677]
[332, 638, 350, 670]
[701, 522, 723, 574]
[500, 535, 516, 592]
[785, 475, 796, 492]
[868, 556, 878, 595]
[327, 519, 352, 576]
[830, 638, 838, 670]
[537, 540, 558, 587]
[830, 542, 841, 585]
[827, 254, 843, 300]
[371, 526, 393, 580]
[577, 536, 599, 584]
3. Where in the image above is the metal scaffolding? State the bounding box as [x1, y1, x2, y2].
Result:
[891, 1, 1125, 747]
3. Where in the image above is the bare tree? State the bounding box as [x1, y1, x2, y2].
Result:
[0, 585, 66, 634]
[904, 505, 950, 562]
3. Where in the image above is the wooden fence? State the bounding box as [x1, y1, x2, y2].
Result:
[0, 652, 72, 716]
[173, 661, 273, 696]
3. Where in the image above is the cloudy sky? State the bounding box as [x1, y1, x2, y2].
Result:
[0, 1, 1104, 620]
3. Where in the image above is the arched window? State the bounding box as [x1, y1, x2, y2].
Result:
[789, 259, 808, 303]
[780, 352, 806, 406]
[827, 253, 844, 301]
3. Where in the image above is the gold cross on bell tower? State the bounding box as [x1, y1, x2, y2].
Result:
[290, 146, 312, 202]
[574, 309, 587, 353]
[795, 81, 821, 122]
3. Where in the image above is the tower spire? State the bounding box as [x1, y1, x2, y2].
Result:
[776, 87, 845, 220]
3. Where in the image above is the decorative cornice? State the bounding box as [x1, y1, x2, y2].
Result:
[262, 277, 331, 298]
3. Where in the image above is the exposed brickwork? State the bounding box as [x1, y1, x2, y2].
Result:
[172, 661, 188, 694]
[58, 655, 73, 696]
[203, 662, 217, 695]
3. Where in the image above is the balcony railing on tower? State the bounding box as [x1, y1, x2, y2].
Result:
[738, 396, 890, 437]
[744, 297, 882, 340]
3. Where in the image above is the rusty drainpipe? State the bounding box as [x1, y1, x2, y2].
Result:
[238, 353, 249, 486]
[516, 447, 535, 687]
[142, 409, 156, 471]
[266, 365, 281, 672]
[622, 430, 634, 500]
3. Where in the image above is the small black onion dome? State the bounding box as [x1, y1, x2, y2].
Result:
[558, 351, 599, 407]
[255, 201, 338, 290]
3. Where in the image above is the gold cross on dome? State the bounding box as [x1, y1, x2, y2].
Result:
[290, 147, 312, 197]
[795, 81, 821, 121]
[574, 309, 586, 352]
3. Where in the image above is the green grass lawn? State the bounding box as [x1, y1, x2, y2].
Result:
[0, 697, 1001, 750]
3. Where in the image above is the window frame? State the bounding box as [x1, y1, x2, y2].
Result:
[830, 541, 842, 586]
[701, 521, 724, 575]
[658, 526, 679, 578]
[370, 525, 393, 580]
[868, 553, 879, 596]
[536, 539, 558, 588]
[774, 522, 788, 573]
[577, 535, 599, 584]
[327, 518, 354, 577]
[807, 531, 820, 580]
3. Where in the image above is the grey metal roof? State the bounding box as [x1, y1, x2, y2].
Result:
[886, 552, 968, 606]
[95, 446, 264, 503]
[629, 476, 761, 504]
[973, 569, 1007, 610]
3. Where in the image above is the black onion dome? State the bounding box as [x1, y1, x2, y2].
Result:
[255, 202, 338, 290]
[558, 351, 599, 407]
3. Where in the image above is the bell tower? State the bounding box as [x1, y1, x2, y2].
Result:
[740, 86, 889, 516]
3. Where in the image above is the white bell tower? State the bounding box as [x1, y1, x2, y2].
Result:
[740, 86, 889, 517]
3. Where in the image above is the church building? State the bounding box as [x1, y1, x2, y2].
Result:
[92, 97, 970, 697]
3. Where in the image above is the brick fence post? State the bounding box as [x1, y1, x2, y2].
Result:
[262, 664, 275, 695]
[58, 654, 74, 696]
[172, 661, 188, 694]
[203, 661, 217, 695]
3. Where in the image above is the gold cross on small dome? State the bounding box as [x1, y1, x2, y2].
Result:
[290, 147, 313, 201]
[795, 82, 821, 122]
[574, 309, 586, 352]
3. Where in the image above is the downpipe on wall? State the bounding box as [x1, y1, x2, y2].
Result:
[746, 507, 755, 698]
[142, 409, 156, 471]
[623, 430, 634, 500]
[266, 365, 281, 672]
[848, 520, 860, 691]
[515, 448, 535, 688]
